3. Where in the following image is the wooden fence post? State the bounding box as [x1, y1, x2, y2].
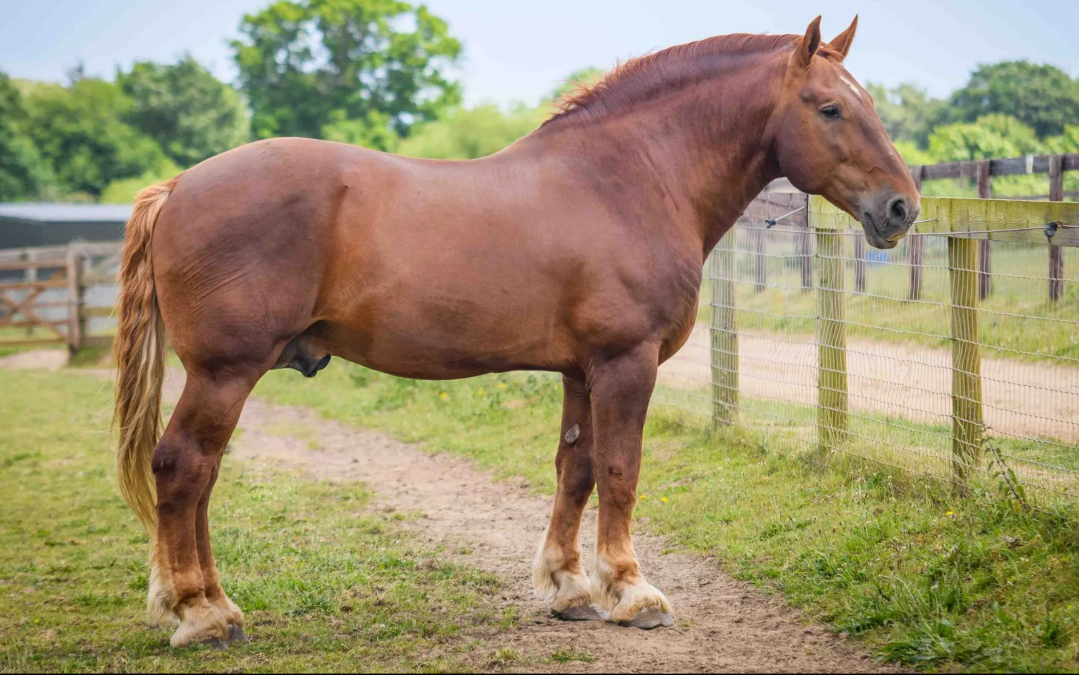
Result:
[710, 234, 738, 427]
[65, 244, 83, 353]
[799, 227, 813, 291]
[853, 235, 866, 295]
[817, 227, 848, 450]
[1049, 155, 1065, 302]
[753, 225, 766, 292]
[948, 236, 983, 484]
[976, 161, 993, 300]
[24, 248, 36, 334]
[909, 167, 924, 301]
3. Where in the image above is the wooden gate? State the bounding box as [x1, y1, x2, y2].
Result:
[0, 243, 123, 351]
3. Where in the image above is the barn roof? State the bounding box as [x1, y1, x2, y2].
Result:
[0, 203, 132, 224]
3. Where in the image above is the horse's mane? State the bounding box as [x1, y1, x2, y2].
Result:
[543, 33, 841, 128]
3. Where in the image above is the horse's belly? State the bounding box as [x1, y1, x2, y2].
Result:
[316, 291, 574, 380]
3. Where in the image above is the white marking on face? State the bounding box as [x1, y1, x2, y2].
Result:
[838, 74, 863, 101]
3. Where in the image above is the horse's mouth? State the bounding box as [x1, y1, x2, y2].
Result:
[860, 213, 900, 250]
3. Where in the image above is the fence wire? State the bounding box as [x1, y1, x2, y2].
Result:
[654, 191, 1079, 502]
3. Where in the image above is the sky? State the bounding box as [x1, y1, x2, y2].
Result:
[1, 0, 1078, 107]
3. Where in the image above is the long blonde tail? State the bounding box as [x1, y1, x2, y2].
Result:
[112, 178, 179, 531]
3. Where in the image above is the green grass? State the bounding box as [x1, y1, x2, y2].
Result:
[256, 362, 1079, 673]
[0, 369, 519, 673]
[653, 383, 1079, 483]
[0, 326, 67, 357]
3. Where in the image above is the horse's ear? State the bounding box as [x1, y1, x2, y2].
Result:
[792, 16, 822, 71]
[829, 15, 858, 60]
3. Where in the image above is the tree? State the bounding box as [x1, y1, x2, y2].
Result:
[0, 71, 55, 200]
[865, 82, 948, 147]
[232, 0, 461, 146]
[396, 104, 544, 159]
[22, 78, 169, 198]
[926, 114, 1040, 163]
[1044, 125, 1079, 155]
[950, 61, 1079, 138]
[546, 67, 605, 104]
[923, 115, 1047, 198]
[118, 56, 250, 167]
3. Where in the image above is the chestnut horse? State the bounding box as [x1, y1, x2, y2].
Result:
[113, 16, 918, 648]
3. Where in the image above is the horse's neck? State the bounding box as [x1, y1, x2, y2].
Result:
[532, 57, 784, 258]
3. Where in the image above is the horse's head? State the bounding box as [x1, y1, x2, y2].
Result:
[769, 16, 919, 249]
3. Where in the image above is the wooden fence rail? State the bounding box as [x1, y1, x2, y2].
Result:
[908, 152, 1078, 302]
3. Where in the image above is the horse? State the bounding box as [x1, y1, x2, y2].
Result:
[112, 15, 918, 648]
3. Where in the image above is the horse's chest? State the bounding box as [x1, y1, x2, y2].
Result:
[657, 294, 699, 363]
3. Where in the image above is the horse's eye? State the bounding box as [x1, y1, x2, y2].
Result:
[821, 104, 841, 120]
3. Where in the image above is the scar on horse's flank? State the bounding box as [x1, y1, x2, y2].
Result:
[112, 15, 917, 648]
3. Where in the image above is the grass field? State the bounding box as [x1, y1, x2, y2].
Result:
[0, 369, 522, 673]
[255, 362, 1079, 673]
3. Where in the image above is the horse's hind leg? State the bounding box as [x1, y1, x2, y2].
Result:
[194, 455, 247, 643]
[532, 376, 603, 620]
[148, 370, 257, 648]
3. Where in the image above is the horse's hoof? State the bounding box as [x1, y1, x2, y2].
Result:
[227, 623, 249, 644]
[618, 610, 674, 630]
[553, 605, 608, 622]
[201, 636, 230, 650]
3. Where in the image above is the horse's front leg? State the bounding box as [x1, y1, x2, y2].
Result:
[588, 344, 674, 629]
[533, 376, 604, 620]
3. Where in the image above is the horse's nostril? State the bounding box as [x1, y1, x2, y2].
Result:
[890, 197, 908, 222]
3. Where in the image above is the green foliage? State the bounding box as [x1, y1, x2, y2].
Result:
[321, 109, 400, 152]
[866, 82, 948, 147]
[545, 66, 605, 103]
[98, 158, 183, 204]
[1044, 125, 1079, 155]
[0, 71, 56, 201]
[892, 140, 934, 167]
[397, 104, 544, 159]
[927, 114, 1040, 162]
[922, 115, 1053, 197]
[117, 55, 250, 167]
[232, 0, 461, 144]
[21, 77, 168, 198]
[950, 60, 1079, 139]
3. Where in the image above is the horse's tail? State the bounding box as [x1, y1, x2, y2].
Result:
[112, 177, 180, 531]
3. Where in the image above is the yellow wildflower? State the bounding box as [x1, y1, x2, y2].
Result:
[661, 496, 669, 504]
[498, 382, 506, 389]
[440, 392, 448, 400]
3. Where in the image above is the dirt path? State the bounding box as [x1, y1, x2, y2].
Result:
[159, 367, 894, 673]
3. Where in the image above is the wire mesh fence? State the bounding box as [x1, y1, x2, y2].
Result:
[654, 190, 1079, 503]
